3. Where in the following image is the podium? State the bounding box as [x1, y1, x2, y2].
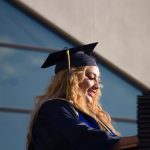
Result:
[120, 136, 138, 150]
[112, 136, 138, 150]
[137, 91, 150, 150]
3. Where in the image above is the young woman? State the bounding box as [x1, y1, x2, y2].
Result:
[27, 43, 138, 150]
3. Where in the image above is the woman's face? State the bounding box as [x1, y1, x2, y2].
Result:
[79, 66, 100, 104]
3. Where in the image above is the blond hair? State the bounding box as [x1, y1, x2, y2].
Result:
[27, 66, 118, 149]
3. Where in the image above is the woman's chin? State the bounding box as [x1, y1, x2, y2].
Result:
[85, 95, 93, 104]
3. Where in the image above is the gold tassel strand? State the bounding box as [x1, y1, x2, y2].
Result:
[66, 49, 71, 99]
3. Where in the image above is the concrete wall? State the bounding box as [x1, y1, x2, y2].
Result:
[18, 0, 150, 89]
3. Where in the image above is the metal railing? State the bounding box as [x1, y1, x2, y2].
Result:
[0, 106, 136, 124]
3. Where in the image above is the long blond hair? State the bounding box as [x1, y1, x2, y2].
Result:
[27, 66, 118, 149]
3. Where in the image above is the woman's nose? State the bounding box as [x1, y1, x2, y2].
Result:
[93, 81, 100, 89]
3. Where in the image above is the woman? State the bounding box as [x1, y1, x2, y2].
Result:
[27, 43, 138, 150]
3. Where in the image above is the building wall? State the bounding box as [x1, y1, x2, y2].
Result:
[18, 0, 150, 89]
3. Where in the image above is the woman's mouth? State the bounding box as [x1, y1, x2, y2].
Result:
[87, 90, 96, 97]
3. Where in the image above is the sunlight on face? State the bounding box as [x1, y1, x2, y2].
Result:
[79, 66, 100, 104]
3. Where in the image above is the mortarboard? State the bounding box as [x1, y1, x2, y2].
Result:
[41, 42, 98, 74]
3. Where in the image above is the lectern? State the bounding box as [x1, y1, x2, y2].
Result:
[137, 91, 150, 150]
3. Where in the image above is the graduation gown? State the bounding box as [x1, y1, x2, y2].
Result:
[28, 99, 120, 150]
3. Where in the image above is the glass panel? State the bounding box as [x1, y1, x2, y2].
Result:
[0, 112, 29, 150]
[0, 48, 53, 108]
[113, 121, 137, 136]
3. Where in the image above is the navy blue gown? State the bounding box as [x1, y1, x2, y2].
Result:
[28, 99, 120, 150]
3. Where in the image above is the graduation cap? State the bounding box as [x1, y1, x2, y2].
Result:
[41, 42, 98, 74]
